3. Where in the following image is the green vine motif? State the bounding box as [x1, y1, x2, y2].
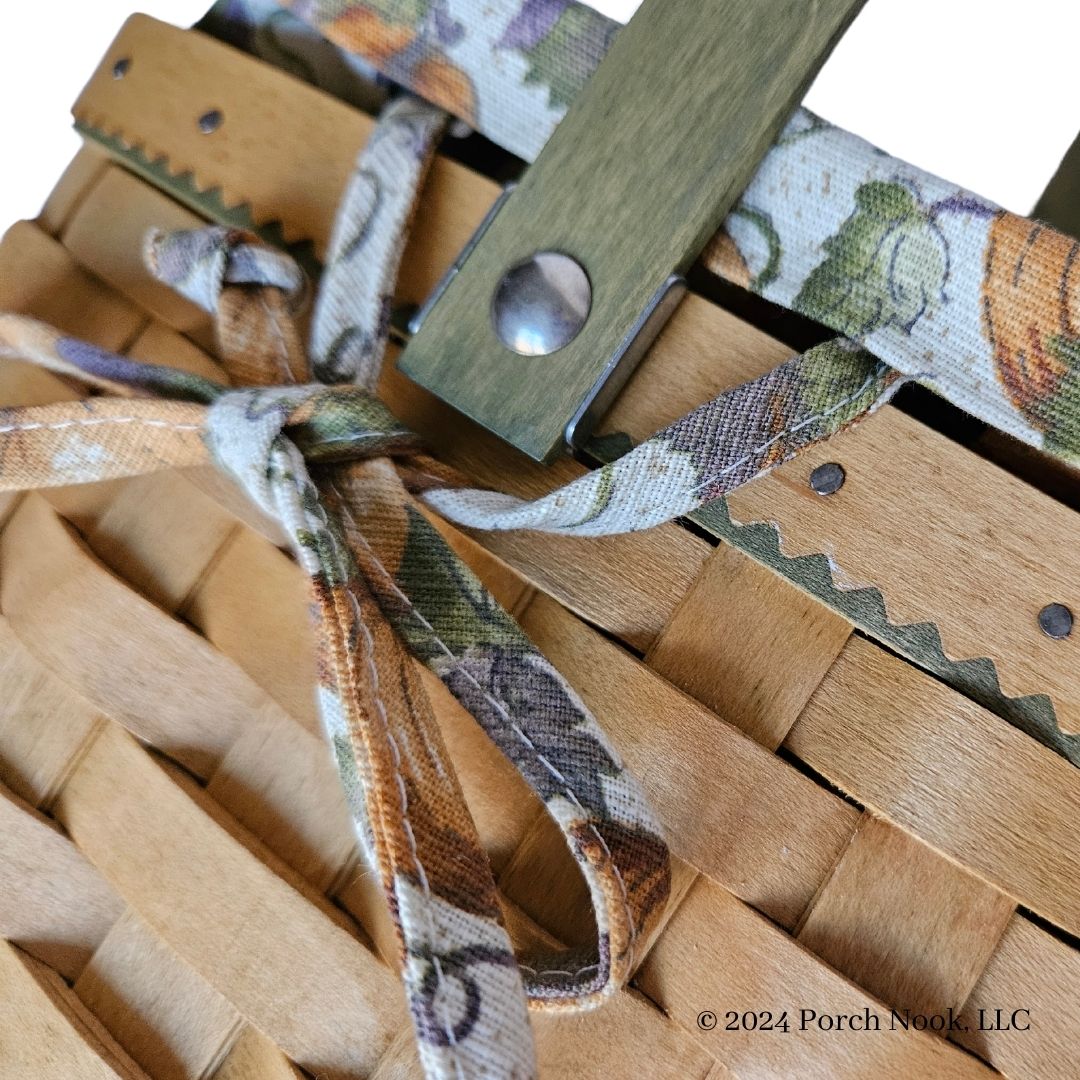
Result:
[1043, 336, 1080, 461]
[728, 205, 783, 291]
[394, 508, 521, 660]
[794, 179, 950, 340]
[775, 112, 833, 147]
[367, 0, 433, 25]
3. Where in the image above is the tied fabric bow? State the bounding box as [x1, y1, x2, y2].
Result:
[10, 8, 1080, 1072]
[0, 98, 673, 1080]
[0, 96, 939, 1077]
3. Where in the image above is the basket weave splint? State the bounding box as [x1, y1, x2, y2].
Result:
[2, 3, 1079, 1078]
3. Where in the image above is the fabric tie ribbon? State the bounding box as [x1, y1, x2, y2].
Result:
[0, 97, 682, 1080]
[12, 5, 1080, 1073]
[7, 80, 1065, 1077]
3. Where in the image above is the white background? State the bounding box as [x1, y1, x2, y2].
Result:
[2, 1, 1079, 225]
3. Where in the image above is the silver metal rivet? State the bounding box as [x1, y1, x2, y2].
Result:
[810, 462, 846, 495]
[112, 57, 131, 79]
[1038, 603, 1073, 640]
[198, 109, 224, 134]
[491, 252, 591, 357]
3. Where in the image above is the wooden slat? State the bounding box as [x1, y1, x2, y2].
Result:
[61, 165, 211, 341]
[179, 463, 287, 546]
[1, 495, 261, 778]
[75, 15, 369, 258]
[38, 145, 111, 238]
[371, 988, 718, 1080]
[205, 704, 358, 893]
[178, 524, 320, 733]
[0, 219, 144, 350]
[787, 636, 1080, 936]
[0, 617, 103, 808]
[53, 722, 405, 1078]
[500, 816, 698, 955]
[24, 456, 556, 909]
[0, 782, 122, 980]
[4, 477, 554, 921]
[174, 496, 549, 878]
[954, 915, 1080, 1078]
[0, 941, 148, 1080]
[975, 427, 1080, 514]
[529, 989, 718, 1080]
[73, 10, 498, 304]
[70, 470, 240, 614]
[53, 132, 711, 651]
[211, 1027, 303, 1080]
[1, 485, 595, 1038]
[512, 593, 861, 932]
[637, 877, 992, 1078]
[1, 494, 349, 887]
[796, 814, 1015, 1017]
[380, 357, 715, 650]
[0, 221, 133, 527]
[729, 406, 1080, 734]
[599, 292, 791, 440]
[646, 542, 852, 748]
[125, 319, 227, 383]
[0, 220, 277, 556]
[70, 14, 1080, 732]
[0, 494, 363, 893]
[74, 910, 241, 1080]
[23, 19, 1077, 1077]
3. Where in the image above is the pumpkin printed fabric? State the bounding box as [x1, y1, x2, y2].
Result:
[0, 84, 913, 1077]
[266, 0, 615, 159]
[7, 5, 1080, 1080]
[202, 0, 615, 159]
[0, 97, 676, 1080]
[718, 110, 1080, 464]
[225, 0, 1080, 468]
[421, 341, 901, 536]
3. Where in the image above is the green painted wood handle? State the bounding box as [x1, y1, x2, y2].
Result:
[399, 0, 867, 462]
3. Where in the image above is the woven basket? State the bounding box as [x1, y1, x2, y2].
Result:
[2, 12, 1078, 1080]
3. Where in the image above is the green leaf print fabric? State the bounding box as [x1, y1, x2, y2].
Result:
[215, 0, 1080, 468]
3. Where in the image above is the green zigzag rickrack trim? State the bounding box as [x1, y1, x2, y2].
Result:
[76, 117, 1077, 768]
[585, 432, 1079, 767]
[699, 498, 1079, 766]
[76, 120, 323, 280]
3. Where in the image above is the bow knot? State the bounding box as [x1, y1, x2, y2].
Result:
[205, 383, 421, 516]
[145, 225, 307, 313]
[0, 95, 673, 1080]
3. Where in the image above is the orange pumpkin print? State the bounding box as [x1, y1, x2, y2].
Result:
[323, 5, 416, 64]
[982, 212, 1080, 423]
[411, 56, 477, 126]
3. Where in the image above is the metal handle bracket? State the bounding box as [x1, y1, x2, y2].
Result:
[398, 0, 867, 463]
